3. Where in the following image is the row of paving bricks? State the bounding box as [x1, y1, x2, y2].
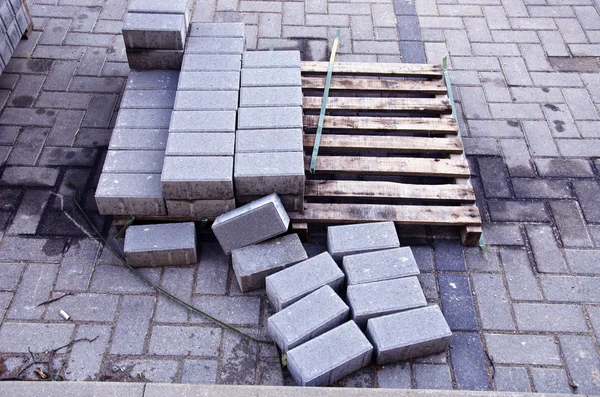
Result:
[96, 11, 305, 218]
[0, 0, 29, 73]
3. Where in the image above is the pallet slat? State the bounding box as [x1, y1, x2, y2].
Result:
[302, 77, 447, 94]
[303, 134, 463, 154]
[306, 156, 471, 178]
[305, 180, 476, 202]
[289, 203, 481, 225]
[303, 115, 458, 134]
[303, 96, 452, 113]
[301, 61, 443, 78]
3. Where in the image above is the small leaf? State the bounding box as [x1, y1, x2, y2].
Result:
[281, 353, 287, 368]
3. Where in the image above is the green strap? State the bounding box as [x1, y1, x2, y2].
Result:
[309, 28, 341, 174]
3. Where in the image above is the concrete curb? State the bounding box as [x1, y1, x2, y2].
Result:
[0, 381, 590, 397]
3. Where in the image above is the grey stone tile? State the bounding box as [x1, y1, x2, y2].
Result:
[565, 249, 600, 275]
[449, 333, 490, 390]
[182, 360, 219, 384]
[154, 266, 194, 323]
[413, 364, 452, 389]
[65, 324, 111, 381]
[482, 224, 524, 246]
[438, 274, 478, 332]
[493, 367, 531, 392]
[514, 303, 587, 332]
[38, 147, 98, 167]
[550, 201, 593, 248]
[177, 71, 240, 90]
[174, 90, 238, 111]
[7, 189, 51, 235]
[91, 265, 159, 293]
[4, 264, 57, 320]
[102, 150, 164, 174]
[121, 89, 176, 110]
[149, 325, 221, 356]
[109, 129, 168, 151]
[45, 292, 118, 322]
[559, 335, 600, 394]
[0, 236, 65, 263]
[108, 358, 179, 383]
[434, 239, 466, 272]
[0, 263, 23, 290]
[471, 273, 514, 331]
[500, 248, 543, 301]
[477, 157, 512, 198]
[166, 133, 234, 156]
[588, 305, 600, 341]
[573, 180, 600, 224]
[540, 275, 600, 303]
[464, 247, 500, 272]
[525, 225, 568, 274]
[190, 295, 260, 325]
[126, 70, 180, 90]
[218, 330, 259, 384]
[0, 322, 75, 353]
[513, 179, 571, 199]
[169, 110, 236, 132]
[488, 200, 548, 223]
[535, 158, 594, 177]
[485, 334, 561, 365]
[110, 294, 155, 354]
[196, 242, 229, 295]
[531, 367, 572, 394]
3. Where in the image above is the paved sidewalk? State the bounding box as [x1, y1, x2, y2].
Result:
[0, 0, 599, 393]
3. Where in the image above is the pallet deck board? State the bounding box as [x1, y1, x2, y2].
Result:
[302, 96, 452, 113]
[303, 135, 464, 154]
[303, 115, 458, 134]
[302, 76, 448, 94]
[301, 61, 443, 78]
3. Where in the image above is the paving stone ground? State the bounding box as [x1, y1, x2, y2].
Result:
[0, 0, 600, 392]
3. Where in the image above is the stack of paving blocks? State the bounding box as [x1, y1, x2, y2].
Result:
[160, 23, 245, 218]
[0, 0, 30, 73]
[96, 70, 179, 216]
[122, 0, 191, 70]
[265, 222, 452, 386]
[235, 51, 305, 212]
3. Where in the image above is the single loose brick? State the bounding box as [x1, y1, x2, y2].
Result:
[124, 222, 197, 267]
[342, 247, 420, 285]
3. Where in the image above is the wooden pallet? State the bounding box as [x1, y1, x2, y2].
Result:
[289, 61, 482, 245]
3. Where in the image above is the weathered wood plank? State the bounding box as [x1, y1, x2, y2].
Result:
[305, 180, 476, 202]
[302, 77, 447, 94]
[301, 61, 443, 78]
[303, 134, 463, 154]
[303, 115, 458, 134]
[305, 156, 471, 178]
[288, 203, 482, 225]
[302, 96, 452, 113]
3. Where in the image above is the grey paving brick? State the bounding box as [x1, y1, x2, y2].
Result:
[211, 193, 289, 255]
[102, 150, 164, 174]
[468, 120, 523, 138]
[522, 121, 559, 156]
[480, 75, 510, 104]
[231, 234, 307, 293]
[449, 332, 490, 390]
[181, 54, 241, 71]
[110, 294, 155, 354]
[438, 273, 478, 332]
[327, 222, 399, 262]
[530, 368, 572, 394]
[573, 180, 600, 223]
[65, 324, 110, 381]
[190, 22, 244, 38]
[588, 305, 600, 341]
[161, 156, 234, 200]
[186, 37, 244, 54]
[121, 89, 176, 109]
[542, 103, 579, 138]
[55, 238, 99, 292]
[559, 335, 600, 394]
[148, 325, 221, 356]
[471, 273, 514, 331]
[95, 173, 166, 216]
[0, 107, 56, 127]
[0, 263, 23, 290]
[234, 152, 304, 195]
[177, 71, 240, 91]
[236, 193, 303, 213]
[342, 247, 419, 285]
[45, 110, 85, 145]
[576, 120, 600, 138]
[154, 267, 194, 323]
[190, 295, 261, 325]
[551, 201, 593, 248]
[181, 360, 219, 384]
[195, 242, 229, 295]
[413, 364, 452, 390]
[457, 87, 489, 119]
[500, 248, 543, 301]
[240, 67, 301, 87]
[462, 138, 500, 156]
[499, 139, 536, 177]
[536, 158, 595, 177]
[526, 224, 569, 274]
[239, 86, 302, 108]
[433, 239, 466, 272]
[0, 236, 65, 263]
[464, 246, 500, 272]
[531, 72, 583, 88]
[174, 90, 238, 111]
[123, 13, 186, 50]
[166, 133, 234, 156]
[485, 334, 560, 365]
[218, 330, 258, 384]
[129, 0, 190, 18]
[268, 285, 349, 352]
[235, 128, 303, 153]
[266, 252, 344, 311]
[376, 362, 411, 388]
[242, 51, 300, 68]
[237, 107, 302, 130]
[0, 322, 75, 353]
[7, 263, 58, 320]
[115, 108, 172, 129]
[166, 198, 236, 218]
[7, 190, 50, 235]
[126, 70, 180, 90]
[109, 129, 168, 150]
[494, 367, 531, 392]
[477, 157, 512, 198]
[169, 110, 236, 132]
[347, 276, 426, 328]
[124, 222, 196, 267]
[490, 103, 544, 120]
[557, 139, 600, 156]
[514, 303, 587, 333]
[540, 275, 600, 303]
[109, 358, 178, 383]
[45, 292, 118, 322]
[565, 249, 600, 275]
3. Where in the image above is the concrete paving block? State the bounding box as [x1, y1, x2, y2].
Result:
[241, 68, 301, 87]
[128, 0, 190, 25]
[102, 150, 165, 174]
[166, 198, 235, 218]
[267, 285, 349, 352]
[126, 70, 180, 90]
[235, 129, 303, 153]
[95, 173, 166, 216]
[161, 156, 234, 200]
[342, 247, 420, 285]
[124, 222, 197, 267]
[165, 133, 234, 156]
[174, 90, 238, 110]
[327, 222, 400, 262]
[231, 234, 308, 292]
[239, 86, 303, 108]
[366, 305, 451, 365]
[169, 110, 236, 132]
[287, 320, 373, 386]
[266, 252, 345, 312]
[186, 37, 244, 54]
[243, 51, 301, 68]
[115, 108, 173, 129]
[0, 37, 11, 66]
[121, 89, 176, 109]
[211, 193, 289, 255]
[346, 276, 427, 328]
[0, 2, 12, 30]
[234, 152, 305, 195]
[236, 193, 303, 212]
[109, 129, 169, 150]
[181, 54, 241, 71]
[177, 71, 240, 91]
[237, 107, 303, 130]
[190, 22, 245, 38]
[123, 13, 186, 50]
[15, 5, 28, 34]
[126, 49, 183, 70]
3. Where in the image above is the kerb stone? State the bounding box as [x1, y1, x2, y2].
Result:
[327, 222, 400, 262]
[267, 285, 349, 352]
[124, 222, 197, 267]
[342, 247, 420, 285]
[231, 233, 308, 292]
[266, 252, 345, 312]
[287, 321, 373, 386]
[365, 305, 452, 365]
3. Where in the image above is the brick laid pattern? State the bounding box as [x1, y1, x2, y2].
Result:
[0, 0, 30, 73]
